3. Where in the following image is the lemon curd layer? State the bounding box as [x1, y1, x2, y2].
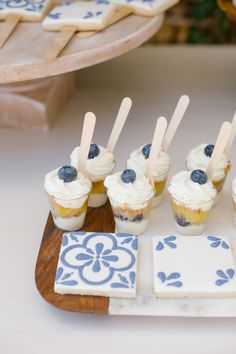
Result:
[171, 202, 209, 224]
[154, 179, 167, 196]
[49, 197, 88, 218]
[91, 180, 106, 194]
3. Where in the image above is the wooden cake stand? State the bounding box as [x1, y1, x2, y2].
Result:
[0, 14, 163, 129]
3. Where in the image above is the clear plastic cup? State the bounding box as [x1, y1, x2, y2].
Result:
[108, 196, 154, 235]
[88, 167, 115, 208]
[232, 189, 236, 226]
[152, 168, 170, 208]
[169, 193, 214, 236]
[46, 191, 90, 231]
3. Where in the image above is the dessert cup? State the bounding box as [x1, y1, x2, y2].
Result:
[46, 191, 90, 231]
[152, 168, 170, 208]
[109, 196, 153, 235]
[88, 167, 115, 208]
[169, 194, 214, 236]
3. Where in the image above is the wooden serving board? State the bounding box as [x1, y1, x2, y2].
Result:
[35, 203, 115, 314]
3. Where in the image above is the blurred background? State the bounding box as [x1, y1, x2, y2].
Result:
[151, 0, 236, 44]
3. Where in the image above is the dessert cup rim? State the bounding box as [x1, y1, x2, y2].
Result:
[108, 195, 154, 208]
[45, 189, 90, 201]
[169, 191, 214, 206]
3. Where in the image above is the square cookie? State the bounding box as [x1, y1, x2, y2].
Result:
[54, 231, 138, 298]
[153, 235, 236, 298]
[43, 1, 116, 31]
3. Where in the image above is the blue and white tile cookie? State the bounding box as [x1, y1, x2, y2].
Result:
[98, 0, 179, 17]
[43, 1, 116, 31]
[0, 0, 52, 21]
[54, 231, 138, 298]
[153, 235, 236, 298]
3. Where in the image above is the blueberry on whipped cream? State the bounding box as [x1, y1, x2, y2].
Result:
[121, 169, 136, 184]
[190, 169, 208, 185]
[204, 144, 214, 157]
[58, 165, 77, 183]
[88, 143, 100, 159]
[142, 144, 151, 159]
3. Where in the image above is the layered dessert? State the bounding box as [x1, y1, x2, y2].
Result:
[186, 143, 231, 195]
[104, 169, 155, 235]
[232, 178, 236, 225]
[127, 144, 170, 207]
[168, 169, 217, 235]
[71, 143, 115, 207]
[45, 165, 91, 231]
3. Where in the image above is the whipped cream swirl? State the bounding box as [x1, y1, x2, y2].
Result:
[104, 171, 155, 208]
[45, 167, 91, 200]
[168, 171, 216, 210]
[71, 145, 115, 179]
[186, 143, 229, 181]
[127, 145, 170, 181]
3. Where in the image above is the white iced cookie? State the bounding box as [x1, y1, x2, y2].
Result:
[127, 144, 170, 181]
[186, 143, 229, 182]
[43, 1, 116, 31]
[104, 0, 179, 16]
[0, 0, 52, 21]
[71, 143, 115, 179]
[153, 235, 236, 298]
[168, 170, 216, 210]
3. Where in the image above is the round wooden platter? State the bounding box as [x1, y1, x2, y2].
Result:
[0, 14, 163, 84]
[35, 203, 115, 314]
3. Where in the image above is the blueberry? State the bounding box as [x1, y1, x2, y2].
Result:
[142, 144, 151, 159]
[133, 214, 143, 222]
[190, 169, 208, 185]
[204, 144, 214, 157]
[88, 143, 100, 159]
[121, 169, 136, 183]
[175, 215, 190, 227]
[58, 165, 77, 183]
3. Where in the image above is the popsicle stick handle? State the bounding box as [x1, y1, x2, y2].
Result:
[107, 97, 132, 152]
[42, 26, 77, 60]
[146, 116, 167, 186]
[0, 15, 21, 49]
[162, 95, 190, 152]
[207, 121, 232, 180]
[225, 110, 236, 157]
[78, 112, 96, 174]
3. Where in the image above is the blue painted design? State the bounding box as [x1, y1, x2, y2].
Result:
[118, 233, 138, 251]
[215, 268, 235, 286]
[83, 10, 103, 19]
[156, 236, 177, 252]
[96, 0, 110, 3]
[207, 236, 230, 249]
[48, 12, 61, 19]
[157, 272, 183, 288]
[55, 267, 78, 286]
[0, 0, 47, 12]
[60, 232, 136, 286]
[110, 271, 136, 289]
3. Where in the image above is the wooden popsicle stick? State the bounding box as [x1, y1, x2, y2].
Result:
[78, 112, 96, 174]
[146, 116, 167, 186]
[162, 95, 190, 152]
[76, 7, 133, 39]
[224, 110, 236, 157]
[107, 97, 132, 152]
[0, 15, 21, 49]
[207, 121, 232, 180]
[42, 25, 77, 60]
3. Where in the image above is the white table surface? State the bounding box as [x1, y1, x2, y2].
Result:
[1, 46, 236, 354]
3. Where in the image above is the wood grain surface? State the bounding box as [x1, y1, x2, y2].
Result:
[35, 202, 115, 314]
[0, 14, 163, 84]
